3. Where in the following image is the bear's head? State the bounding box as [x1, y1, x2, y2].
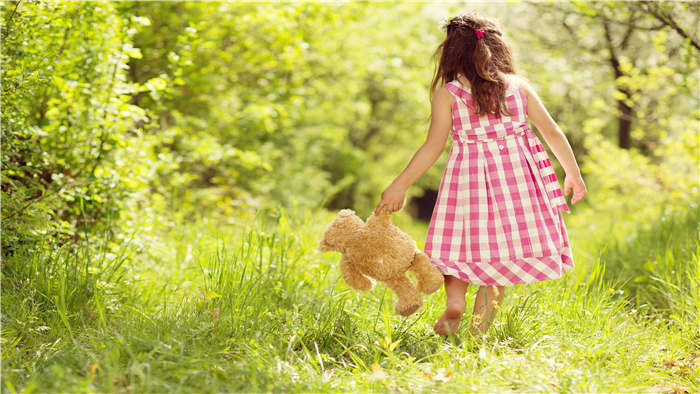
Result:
[318, 209, 365, 253]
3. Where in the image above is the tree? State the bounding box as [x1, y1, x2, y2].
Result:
[526, 1, 699, 150]
[1, 1, 146, 249]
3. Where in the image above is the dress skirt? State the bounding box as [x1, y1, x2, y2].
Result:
[424, 126, 574, 286]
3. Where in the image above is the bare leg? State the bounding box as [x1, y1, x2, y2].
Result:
[468, 285, 506, 337]
[433, 275, 469, 336]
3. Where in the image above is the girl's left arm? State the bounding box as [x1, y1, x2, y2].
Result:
[374, 86, 453, 215]
[520, 79, 587, 205]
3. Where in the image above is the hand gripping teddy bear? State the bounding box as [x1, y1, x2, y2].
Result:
[318, 209, 444, 316]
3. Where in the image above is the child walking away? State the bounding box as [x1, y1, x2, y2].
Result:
[374, 12, 587, 338]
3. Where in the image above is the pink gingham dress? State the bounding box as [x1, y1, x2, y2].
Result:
[424, 74, 574, 286]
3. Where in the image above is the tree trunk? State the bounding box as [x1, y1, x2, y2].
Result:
[603, 20, 634, 150]
[617, 98, 632, 149]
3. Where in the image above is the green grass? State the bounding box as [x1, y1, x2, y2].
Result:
[2, 204, 698, 392]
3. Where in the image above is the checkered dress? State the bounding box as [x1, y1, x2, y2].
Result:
[424, 74, 574, 286]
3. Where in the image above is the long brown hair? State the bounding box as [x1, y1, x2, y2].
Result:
[430, 12, 517, 117]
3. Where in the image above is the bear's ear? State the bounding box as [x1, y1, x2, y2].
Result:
[338, 209, 355, 217]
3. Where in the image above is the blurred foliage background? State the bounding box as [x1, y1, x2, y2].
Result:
[2, 1, 698, 249]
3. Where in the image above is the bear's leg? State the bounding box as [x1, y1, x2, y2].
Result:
[409, 251, 444, 294]
[384, 275, 422, 316]
[340, 256, 373, 291]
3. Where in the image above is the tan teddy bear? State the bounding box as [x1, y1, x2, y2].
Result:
[318, 209, 444, 316]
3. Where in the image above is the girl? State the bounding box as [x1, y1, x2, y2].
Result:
[374, 12, 587, 337]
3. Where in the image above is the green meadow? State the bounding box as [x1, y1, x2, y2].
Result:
[3, 203, 698, 392]
[2, 1, 698, 392]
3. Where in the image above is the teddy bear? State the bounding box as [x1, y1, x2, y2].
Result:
[318, 209, 444, 316]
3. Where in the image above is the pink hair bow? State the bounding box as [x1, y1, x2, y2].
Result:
[475, 29, 485, 39]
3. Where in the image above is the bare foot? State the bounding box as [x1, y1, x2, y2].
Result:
[433, 302, 465, 336]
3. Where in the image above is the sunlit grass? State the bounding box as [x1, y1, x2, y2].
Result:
[2, 204, 698, 392]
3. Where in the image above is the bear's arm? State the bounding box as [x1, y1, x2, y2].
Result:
[366, 210, 391, 227]
[339, 255, 373, 291]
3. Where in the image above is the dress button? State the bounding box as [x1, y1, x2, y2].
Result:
[499, 144, 505, 150]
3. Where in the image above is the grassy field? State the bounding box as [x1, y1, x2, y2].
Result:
[2, 203, 698, 393]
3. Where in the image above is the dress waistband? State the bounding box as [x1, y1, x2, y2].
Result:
[456, 123, 533, 144]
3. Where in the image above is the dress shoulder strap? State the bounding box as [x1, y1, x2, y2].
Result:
[507, 74, 528, 106]
[505, 73, 521, 91]
[445, 80, 465, 98]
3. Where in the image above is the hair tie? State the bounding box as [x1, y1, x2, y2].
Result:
[475, 29, 485, 39]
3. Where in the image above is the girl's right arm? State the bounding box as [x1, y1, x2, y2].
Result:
[374, 86, 453, 215]
[520, 79, 587, 205]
